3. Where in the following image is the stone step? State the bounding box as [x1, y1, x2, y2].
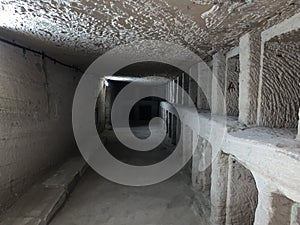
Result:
[0, 217, 41, 225]
[2, 186, 66, 225]
[0, 157, 88, 225]
[43, 157, 88, 193]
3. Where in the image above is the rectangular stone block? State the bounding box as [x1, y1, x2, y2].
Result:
[5, 185, 66, 224]
[43, 157, 87, 193]
[0, 217, 42, 225]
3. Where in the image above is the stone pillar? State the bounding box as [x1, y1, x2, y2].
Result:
[210, 151, 229, 225]
[178, 75, 183, 104]
[166, 82, 169, 102]
[168, 112, 172, 138]
[174, 78, 178, 104]
[291, 203, 300, 225]
[176, 115, 181, 144]
[225, 156, 258, 225]
[96, 79, 106, 132]
[169, 82, 172, 103]
[105, 83, 112, 129]
[192, 137, 212, 191]
[239, 31, 261, 125]
[197, 62, 211, 110]
[171, 80, 175, 103]
[170, 82, 172, 102]
[181, 73, 185, 104]
[183, 125, 193, 163]
[183, 73, 189, 105]
[172, 114, 177, 144]
[211, 52, 226, 115]
[253, 187, 274, 225]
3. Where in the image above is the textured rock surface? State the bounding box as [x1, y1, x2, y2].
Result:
[161, 101, 300, 224]
[0, 0, 299, 69]
[225, 156, 258, 225]
[225, 55, 239, 117]
[0, 41, 81, 212]
[260, 30, 300, 128]
[270, 193, 294, 225]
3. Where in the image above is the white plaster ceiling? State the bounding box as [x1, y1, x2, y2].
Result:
[0, 0, 299, 70]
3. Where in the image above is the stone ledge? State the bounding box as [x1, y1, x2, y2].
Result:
[161, 102, 300, 203]
[1, 186, 66, 225]
[43, 157, 88, 193]
[0, 157, 88, 225]
[0, 217, 42, 225]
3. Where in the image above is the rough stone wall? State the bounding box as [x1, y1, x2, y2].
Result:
[225, 157, 258, 225]
[0, 41, 80, 212]
[260, 31, 300, 128]
[226, 56, 239, 117]
[270, 193, 294, 225]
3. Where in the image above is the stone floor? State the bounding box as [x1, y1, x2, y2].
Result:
[50, 125, 207, 225]
[50, 168, 206, 225]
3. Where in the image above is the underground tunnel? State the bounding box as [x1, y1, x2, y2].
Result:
[0, 1, 300, 225]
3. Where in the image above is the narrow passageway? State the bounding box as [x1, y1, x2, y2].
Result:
[50, 125, 206, 225]
[100, 125, 175, 166]
[0, 1, 300, 225]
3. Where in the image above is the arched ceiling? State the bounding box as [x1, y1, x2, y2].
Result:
[0, 0, 299, 70]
